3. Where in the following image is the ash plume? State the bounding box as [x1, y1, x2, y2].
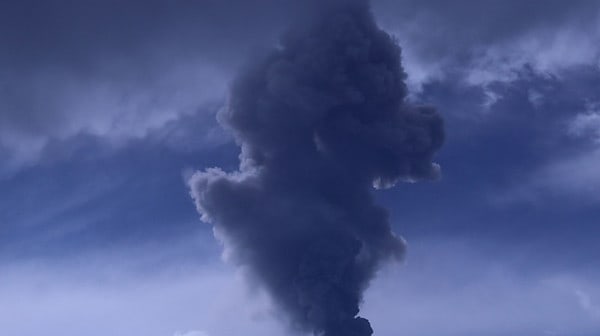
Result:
[189, 1, 444, 335]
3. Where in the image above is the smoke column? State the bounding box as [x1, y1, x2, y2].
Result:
[189, 1, 444, 335]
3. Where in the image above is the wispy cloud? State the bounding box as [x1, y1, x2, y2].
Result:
[569, 101, 600, 144]
[575, 289, 600, 320]
[0, 252, 284, 336]
[376, 0, 600, 91]
[173, 330, 210, 336]
[363, 239, 600, 336]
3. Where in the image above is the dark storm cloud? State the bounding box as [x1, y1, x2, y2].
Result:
[189, 1, 444, 335]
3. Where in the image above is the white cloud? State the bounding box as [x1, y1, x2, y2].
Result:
[0, 253, 285, 336]
[376, 4, 600, 93]
[575, 290, 600, 320]
[173, 330, 209, 336]
[363, 239, 600, 336]
[536, 150, 600, 200]
[464, 22, 600, 87]
[569, 102, 600, 144]
[495, 148, 600, 205]
[2, 238, 599, 336]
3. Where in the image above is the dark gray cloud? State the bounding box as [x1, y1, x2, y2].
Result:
[189, 1, 443, 335]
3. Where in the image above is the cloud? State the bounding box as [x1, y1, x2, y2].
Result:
[492, 95, 600, 205]
[373, 0, 600, 90]
[2, 238, 599, 336]
[0, 0, 302, 174]
[492, 149, 600, 205]
[2, 0, 597, 175]
[363, 239, 600, 336]
[173, 331, 209, 336]
[0, 255, 286, 336]
[536, 150, 600, 201]
[0, 55, 227, 175]
[575, 290, 600, 320]
[569, 102, 600, 143]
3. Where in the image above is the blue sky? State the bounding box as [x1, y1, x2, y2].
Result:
[1, 1, 599, 335]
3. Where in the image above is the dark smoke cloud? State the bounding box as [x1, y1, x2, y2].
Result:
[189, 1, 444, 335]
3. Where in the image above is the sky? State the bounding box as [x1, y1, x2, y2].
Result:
[1, 0, 600, 335]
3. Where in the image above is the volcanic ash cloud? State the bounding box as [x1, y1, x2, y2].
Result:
[189, 1, 444, 335]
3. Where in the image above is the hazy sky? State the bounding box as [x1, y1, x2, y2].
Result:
[1, 1, 600, 335]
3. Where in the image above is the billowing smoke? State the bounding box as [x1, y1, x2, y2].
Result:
[189, 1, 444, 335]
